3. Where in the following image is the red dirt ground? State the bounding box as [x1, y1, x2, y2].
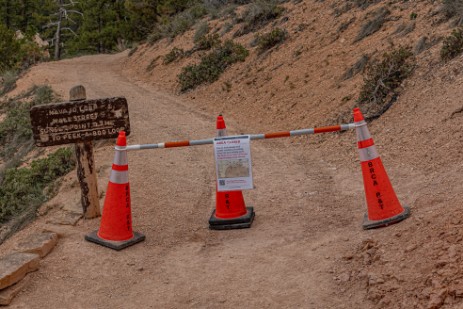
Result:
[1, 1, 463, 308]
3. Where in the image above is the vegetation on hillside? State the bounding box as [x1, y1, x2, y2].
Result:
[0, 84, 74, 227]
[441, 27, 463, 61]
[0, 147, 75, 224]
[178, 40, 249, 92]
[357, 47, 415, 119]
[0, 85, 56, 174]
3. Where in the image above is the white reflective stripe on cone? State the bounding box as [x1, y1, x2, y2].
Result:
[217, 129, 227, 137]
[113, 150, 128, 165]
[359, 145, 380, 162]
[110, 170, 129, 184]
[355, 121, 371, 142]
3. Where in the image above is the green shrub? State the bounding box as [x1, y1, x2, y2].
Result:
[195, 33, 221, 51]
[341, 54, 369, 80]
[194, 21, 210, 43]
[178, 40, 248, 92]
[0, 25, 20, 73]
[358, 47, 415, 118]
[354, 7, 390, 43]
[146, 56, 161, 71]
[442, 0, 463, 22]
[156, 3, 208, 40]
[0, 85, 55, 158]
[0, 148, 75, 223]
[221, 22, 234, 35]
[0, 25, 46, 73]
[128, 46, 138, 57]
[441, 28, 463, 61]
[235, 0, 285, 36]
[163, 47, 185, 64]
[0, 71, 19, 96]
[147, 31, 163, 45]
[256, 28, 288, 54]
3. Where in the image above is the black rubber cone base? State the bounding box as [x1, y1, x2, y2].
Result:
[85, 231, 145, 251]
[363, 205, 411, 230]
[209, 207, 255, 230]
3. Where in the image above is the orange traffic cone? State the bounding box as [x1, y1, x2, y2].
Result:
[85, 131, 145, 250]
[209, 115, 255, 230]
[353, 108, 410, 229]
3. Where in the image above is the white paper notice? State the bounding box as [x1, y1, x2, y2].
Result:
[214, 135, 253, 192]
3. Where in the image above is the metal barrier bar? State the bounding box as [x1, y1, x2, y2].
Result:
[125, 123, 357, 151]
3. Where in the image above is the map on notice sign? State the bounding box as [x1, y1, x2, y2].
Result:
[214, 135, 253, 192]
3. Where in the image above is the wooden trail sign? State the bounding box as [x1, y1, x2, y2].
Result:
[30, 85, 131, 219]
[30, 96, 130, 146]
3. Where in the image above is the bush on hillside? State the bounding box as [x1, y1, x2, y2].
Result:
[163, 47, 185, 64]
[194, 21, 210, 42]
[178, 40, 248, 92]
[354, 7, 390, 43]
[0, 148, 75, 224]
[341, 54, 369, 80]
[195, 33, 221, 51]
[0, 71, 19, 96]
[442, 0, 463, 23]
[0, 85, 55, 159]
[441, 28, 463, 61]
[234, 0, 285, 36]
[357, 47, 415, 119]
[256, 27, 288, 54]
[147, 3, 208, 44]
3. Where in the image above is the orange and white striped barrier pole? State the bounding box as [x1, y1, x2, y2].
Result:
[125, 123, 357, 151]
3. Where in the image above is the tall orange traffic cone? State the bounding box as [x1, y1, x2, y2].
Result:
[353, 108, 410, 229]
[209, 115, 255, 230]
[85, 131, 145, 250]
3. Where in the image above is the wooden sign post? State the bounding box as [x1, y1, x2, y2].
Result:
[30, 85, 130, 219]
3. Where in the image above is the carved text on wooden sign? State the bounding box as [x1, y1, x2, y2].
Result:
[30, 97, 130, 147]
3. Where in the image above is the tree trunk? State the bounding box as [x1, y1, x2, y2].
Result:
[54, 10, 62, 60]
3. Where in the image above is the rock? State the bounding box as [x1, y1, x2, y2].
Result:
[368, 273, 385, 286]
[0, 252, 39, 290]
[15, 232, 58, 258]
[448, 245, 458, 259]
[342, 254, 354, 261]
[46, 211, 82, 226]
[40, 225, 68, 238]
[435, 260, 448, 268]
[0, 276, 30, 305]
[427, 288, 447, 309]
[366, 288, 384, 303]
[337, 272, 351, 283]
[405, 244, 417, 253]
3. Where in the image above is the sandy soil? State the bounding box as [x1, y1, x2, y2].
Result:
[1, 1, 463, 308]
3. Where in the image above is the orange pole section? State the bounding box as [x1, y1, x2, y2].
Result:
[165, 141, 190, 148]
[313, 125, 342, 134]
[264, 131, 291, 139]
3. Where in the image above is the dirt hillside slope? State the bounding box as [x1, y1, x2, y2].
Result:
[1, 0, 463, 308]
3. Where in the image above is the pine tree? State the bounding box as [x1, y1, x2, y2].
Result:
[0, 23, 20, 71]
[75, 0, 129, 53]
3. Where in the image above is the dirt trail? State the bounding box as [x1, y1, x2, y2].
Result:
[0, 52, 376, 308]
